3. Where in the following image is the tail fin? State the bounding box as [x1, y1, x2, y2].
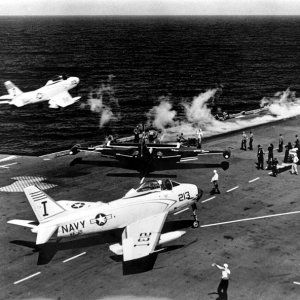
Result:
[24, 186, 65, 223]
[4, 81, 23, 97]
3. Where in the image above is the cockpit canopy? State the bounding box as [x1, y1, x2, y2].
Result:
[45, 75, 67, 86]
[136, 179, 180, 192]
[124, 179, 180, 198]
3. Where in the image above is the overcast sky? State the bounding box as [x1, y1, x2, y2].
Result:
[0, 0, 300, 16]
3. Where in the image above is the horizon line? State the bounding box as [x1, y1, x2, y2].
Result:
[0, 14, 300, 17]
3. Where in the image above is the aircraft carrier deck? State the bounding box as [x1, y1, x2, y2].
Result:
[0, 116, 299, 300]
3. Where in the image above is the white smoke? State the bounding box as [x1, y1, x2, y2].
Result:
[146, 97, 177, 130]
[147, 88, 300, 142]
[81, 75, 119, 128]
[182, 88, 219, 125]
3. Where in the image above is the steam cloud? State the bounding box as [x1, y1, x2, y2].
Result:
[147, 96, 177, 130]
[146, 87, 300, 141]
[81, 75, 119, 128]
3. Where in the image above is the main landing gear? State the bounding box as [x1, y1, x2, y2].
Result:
[191, 203, 199, 228]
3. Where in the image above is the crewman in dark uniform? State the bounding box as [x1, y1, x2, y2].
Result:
[257, 145, 264, 170]
[278, 134, 284, 152]
[248, 131, 254, 150]
[266, 143, 274, 170]
[133, 126, 140, 143]
[295, 135, 300, 149]
[272, 158, 279, 177]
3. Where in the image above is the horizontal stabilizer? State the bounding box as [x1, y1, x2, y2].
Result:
[7, 219, 37, 229]
[36, 225, 57, 245]
[0, 95, 13, 101]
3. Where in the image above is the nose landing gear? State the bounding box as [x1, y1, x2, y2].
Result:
[191, 203, 199, 228]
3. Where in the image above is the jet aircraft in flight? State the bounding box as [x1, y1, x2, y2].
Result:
[0, 75, 81, 108]
[8, 180, 202, 272]
[70, 139, 231, 177]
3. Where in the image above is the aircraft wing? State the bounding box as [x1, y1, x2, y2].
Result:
[121, 212, 168, 261]
[48, 91, 80, 108]
[179, 149, 231, 159]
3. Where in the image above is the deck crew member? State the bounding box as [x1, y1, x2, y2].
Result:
[272, 158, 279, 177]
[290, 154, 299, 175]
[248, 131, 254, 150]
[240, 131, 247, 151]
[278, 134, 284, 152]
[257, 145, 264, 170]
[266, 143, 274, 170]
[196, 128, 203, 149]
[212, 263, 231, 295]
[210, 170, 220, 194]
[133, 126, 140, 143]
[295, 135, 300, 149]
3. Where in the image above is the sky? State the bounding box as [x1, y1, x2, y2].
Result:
[0, 0, 300, 16]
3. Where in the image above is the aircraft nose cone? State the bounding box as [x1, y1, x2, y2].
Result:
[69, 77, 80, 85]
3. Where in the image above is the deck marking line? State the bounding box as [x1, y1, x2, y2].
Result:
[202, 196, 216, 203]
[14, 272, 41, 285]
[249, 177, 260, 183]
[63, 252, 86, 263]
[293, 281, 300, 285]
[0, 155, 16, 162]
[0, 162, 18, 169]
[201, 210, 300, 228]
[226, 186, 239, 193]
[174, 207, 189, 215]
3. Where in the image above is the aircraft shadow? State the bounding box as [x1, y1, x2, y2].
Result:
[70, 158, 229, 178]
[9, 219, 194, 267]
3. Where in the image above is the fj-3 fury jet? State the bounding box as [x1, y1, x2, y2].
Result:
[8, 180, 202, 272]
[0, 75, 81, 108]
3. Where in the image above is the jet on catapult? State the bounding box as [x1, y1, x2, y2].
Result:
[0, 75, 81, 108]
[70, 139, 231, 177]
[8, 180, 202, 272]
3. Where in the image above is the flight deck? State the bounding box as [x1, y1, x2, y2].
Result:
[0, 117, 299, 300]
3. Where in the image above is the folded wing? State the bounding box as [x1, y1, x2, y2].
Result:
[121, 212, 168, 261]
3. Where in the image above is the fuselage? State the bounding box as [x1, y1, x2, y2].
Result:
[39, 183, 199, 239]
[10, 77, 79, 107]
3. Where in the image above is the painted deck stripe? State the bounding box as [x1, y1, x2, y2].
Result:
[0, 155, 16, 162]
[174, 207, 189, 215]
[14, 272, 41, 285]
[0, 162, 18, 168]
[201, 210, 300, 228]
[226, 186, 239, 193]
[63, 252, 86, 263]
[202, 196, 216, 203]
[249, 177, 260, 183]
[293, 281, 300, 285]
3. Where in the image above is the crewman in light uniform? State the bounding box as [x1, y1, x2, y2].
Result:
[196, 128, 204, 149]
[212, 262, 231, 294]
[290, 154, 299, 175]
[211, 169, 220, 194]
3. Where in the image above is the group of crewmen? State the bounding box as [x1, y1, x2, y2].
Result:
[133, 125, 160, 144]
[241, 131, 299, 176]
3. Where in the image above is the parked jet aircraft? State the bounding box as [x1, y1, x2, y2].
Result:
[70, 139, 231, 176]
[8, 180, 202, 271]
[0, 75, 81, 108]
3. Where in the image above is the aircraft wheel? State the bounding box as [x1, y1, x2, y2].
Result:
[192, 220, 199, 228]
